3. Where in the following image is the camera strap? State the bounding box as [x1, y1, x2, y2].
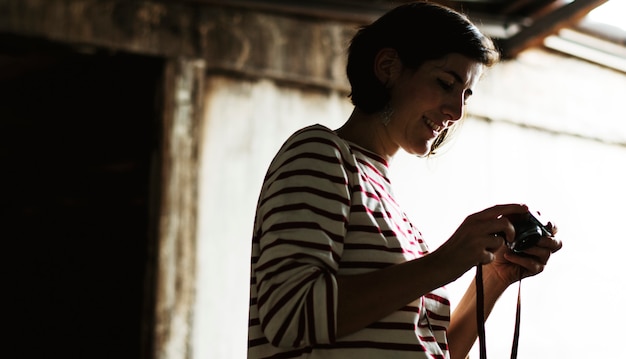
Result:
[475, 265, 523, 359]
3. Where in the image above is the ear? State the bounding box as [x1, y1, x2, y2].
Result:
[374, 48, 401, 86]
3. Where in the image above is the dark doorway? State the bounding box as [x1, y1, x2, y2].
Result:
[1, 36, 163, 358]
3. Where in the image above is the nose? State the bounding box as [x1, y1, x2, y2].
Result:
[442, 94, 465, 125]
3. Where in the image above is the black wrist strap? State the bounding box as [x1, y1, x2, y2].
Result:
[510, 279, 522, 359]
[476, 265, 488, 359]
[475, 265, 523, 359]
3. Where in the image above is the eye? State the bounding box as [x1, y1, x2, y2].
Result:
[437, 79, 454, 91]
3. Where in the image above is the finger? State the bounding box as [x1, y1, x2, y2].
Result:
[471, 235, 505, 265]
[485, 233, 506, 251]
[486, 217, 516, 244]
[505, 254, 546, 277]
[480, 250, 496, 264]
[511, 235, 561, 264]
[504, 252, 545, 276]
[516, 246, 551, 265]
[536, 235, 563, 253]
[475, 203, 529, 220]
[546, 222, 559, 236]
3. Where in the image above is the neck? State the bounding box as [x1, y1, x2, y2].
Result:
[335, 108, 399, 162]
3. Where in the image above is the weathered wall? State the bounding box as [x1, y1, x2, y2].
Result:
[194, 48, 626, 358]
[195, 77, 350, 359]
[1, 2, 357, 358]
[472, 48, 626, 145]
[0, 0, 354, 90]
[3, 1, 624, 358]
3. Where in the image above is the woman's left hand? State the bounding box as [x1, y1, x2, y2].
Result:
[488, 223, 563, 285]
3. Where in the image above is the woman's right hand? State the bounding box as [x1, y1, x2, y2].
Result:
[435, 204, 530, 275]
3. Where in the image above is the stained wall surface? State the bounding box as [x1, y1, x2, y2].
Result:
[195, 48, 626, 358]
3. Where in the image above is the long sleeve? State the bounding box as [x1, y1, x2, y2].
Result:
[250, 125, 354, 348]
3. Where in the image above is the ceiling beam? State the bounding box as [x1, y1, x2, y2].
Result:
[497, 0, 608, 58]
[193, 0, 387, 23]
[501, 0, 553, 16]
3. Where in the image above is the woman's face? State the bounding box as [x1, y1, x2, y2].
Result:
[386, 53, 484, 156]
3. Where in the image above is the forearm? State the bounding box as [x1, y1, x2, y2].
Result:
[447, 265, 510, 359]
[336, 250, 466, 338]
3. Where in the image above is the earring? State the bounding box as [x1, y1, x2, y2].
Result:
[381, 103, 393, 126]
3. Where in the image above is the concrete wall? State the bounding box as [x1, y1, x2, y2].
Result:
[194, 48, 626, 358]
[195, 77, 350, 359]
[5, 1, 623, 357]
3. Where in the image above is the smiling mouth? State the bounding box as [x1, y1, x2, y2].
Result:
[424, 117, 444, 134]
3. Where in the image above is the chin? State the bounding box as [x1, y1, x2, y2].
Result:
[404, 138, 432, 157]
[409, 146, 431, 157]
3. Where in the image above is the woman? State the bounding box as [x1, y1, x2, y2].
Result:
[247, 2, 562, 358]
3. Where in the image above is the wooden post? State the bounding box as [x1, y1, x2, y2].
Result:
[152, 58, 205, 359]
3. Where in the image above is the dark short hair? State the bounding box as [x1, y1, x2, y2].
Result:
[347, 1, 499, 113]
[346, 1, 499, 155]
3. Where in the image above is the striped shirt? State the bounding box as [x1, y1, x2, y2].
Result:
[248, 124, 450, 359]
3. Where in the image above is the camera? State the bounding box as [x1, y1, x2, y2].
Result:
[507, 211, 552, 253]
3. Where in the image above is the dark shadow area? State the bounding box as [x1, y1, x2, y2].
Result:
[0, 35, 163, 358]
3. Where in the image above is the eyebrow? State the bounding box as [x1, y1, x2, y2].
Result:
[446, 70, 465, 85]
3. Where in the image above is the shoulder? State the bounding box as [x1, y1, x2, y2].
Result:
[259, 125, 362, 195]
[283, 124, 349, 152]
[271, 124, 356, 168]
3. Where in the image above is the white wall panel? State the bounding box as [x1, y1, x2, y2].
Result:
[194, 48, 626, 358]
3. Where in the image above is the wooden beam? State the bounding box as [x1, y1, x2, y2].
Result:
[0, 0, 354, 92]
[501, 0, 556, 16]
[498, 0, 608, 58]
[194, 0, 386, 23]
[152, 58, 205, 359]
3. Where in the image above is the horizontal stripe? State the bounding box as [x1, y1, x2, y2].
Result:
[262, 222, 344, 244]
[263, 203, 347, 223]
[249, 125, 449, 358]
[320, 340, 427, 352]
[274, 168, 348, 185]
[261, 186, 350, 208]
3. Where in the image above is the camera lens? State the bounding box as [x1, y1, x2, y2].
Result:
[511, 224, 542, 252]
